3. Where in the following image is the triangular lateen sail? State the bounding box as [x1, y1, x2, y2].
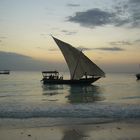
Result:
[52, 36, 105, 80]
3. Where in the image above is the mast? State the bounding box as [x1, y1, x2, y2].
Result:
[72, 50, 82, 79]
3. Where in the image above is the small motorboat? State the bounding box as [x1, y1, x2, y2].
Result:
[136, 73, 140, 80]
[0, 70, 10, 75]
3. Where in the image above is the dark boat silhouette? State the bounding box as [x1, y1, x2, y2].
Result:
[136, 65, 140, 80]
[136, 73, 140, 80]
[42, 36, 105, 85]
[0, 70, 10, 75]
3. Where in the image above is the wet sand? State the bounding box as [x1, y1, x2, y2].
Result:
[0, 120, 140, 140]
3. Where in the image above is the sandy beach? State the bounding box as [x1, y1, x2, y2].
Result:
[0, 119, 140, 140]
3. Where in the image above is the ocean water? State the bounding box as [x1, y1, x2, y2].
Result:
[0, 71, 140, 127]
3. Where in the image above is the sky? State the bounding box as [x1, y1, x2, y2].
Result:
[0, 0, 140, 72]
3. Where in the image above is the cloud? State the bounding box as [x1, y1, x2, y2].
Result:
[109, 41, 132, 46]
[0, 36, 7, 46]
[67, 8, 131, 28]
[61, 30, 77, 35]
[133, 39, 140, 45]
[0, 51, 35, 70]
[67, 3, 80, 7]
[128, 0, 140, 27]
[40, 33, 47, 36]
[130, 0, 140, 3]
[77, 46, 93, 51]
[129, 0, 140, 5]
[94, 47, 124, 51]
[67, 8, 114, 28]
[48, 48, 59, 51]
[0, 36, 7, 39]
[40, 33, 48, 38]
[109, 39, 140, 46]
[134, 39, 140, 43]
[112, 0, 140, 27]
[77, 46, 124, 52]
[0, 51, 67, 71]
[67, 0, 140, 28]
[36, 47, 48, 50]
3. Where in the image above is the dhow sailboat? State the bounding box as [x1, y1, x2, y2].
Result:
[42, 36, 105, 85]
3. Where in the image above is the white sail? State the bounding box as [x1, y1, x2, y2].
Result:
[52, 36, 105, 80]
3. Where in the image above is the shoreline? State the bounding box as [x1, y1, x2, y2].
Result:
[0, 118, 140, 140]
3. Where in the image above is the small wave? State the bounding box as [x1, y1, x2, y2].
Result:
[122, 96, 140, 100]
[0, 95, 12, 98]
[0, 103, 140, 119]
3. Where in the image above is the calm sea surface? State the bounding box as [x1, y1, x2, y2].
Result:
[0, 71, 140, 127]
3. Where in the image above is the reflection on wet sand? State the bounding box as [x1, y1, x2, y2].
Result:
[62, 129, 86, 140]
[42, 85, 105, 103]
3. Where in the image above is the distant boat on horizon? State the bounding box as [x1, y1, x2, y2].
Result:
[41, 36, 105, 85]
[136, 73, 140, 80]
[0, 70, 10, 75]
[136, 64, 140, 80]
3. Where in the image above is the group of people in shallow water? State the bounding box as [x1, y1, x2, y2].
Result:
[48, 74, 63, 80]
[48, 72, 88, 80]
[42, 74, 63, 82]
[42, 71, 89, 81]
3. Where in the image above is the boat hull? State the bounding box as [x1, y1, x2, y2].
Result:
[42, 77, 100, 85]
[0, 71, 10, 75]
[136, 73, 140, 80]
